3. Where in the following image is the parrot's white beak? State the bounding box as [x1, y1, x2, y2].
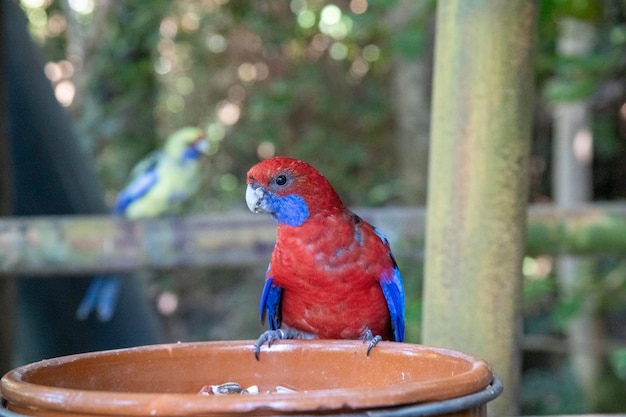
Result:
[246, 184, 268, 213]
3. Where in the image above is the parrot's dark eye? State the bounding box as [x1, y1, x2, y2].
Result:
[275, 174, 288, 186]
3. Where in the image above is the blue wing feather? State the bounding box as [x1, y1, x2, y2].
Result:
[114, 164, 159, 214]
[372, 225, 405, 342]
[380, 267, 405, 342]
[259, 276, 283, 330]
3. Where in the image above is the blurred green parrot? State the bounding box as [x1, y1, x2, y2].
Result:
[76, 127, 209, 321]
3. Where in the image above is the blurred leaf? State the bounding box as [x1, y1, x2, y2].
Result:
[367, 0, 399, 8]
[543, 76, 596, 101]
[522, 365, 589, 414]
[524, 277, 556, 304]
[553, 0, 603, 22]
[593, 117, 623, 158]
[609, 24, 626, 45]
[553, 54, 620, 76]
[553, 294, 584, 329]
[609, 348, 626, 381]
[391, 26, 427, 59]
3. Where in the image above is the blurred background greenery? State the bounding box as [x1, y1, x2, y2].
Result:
[15, 0, 626, 414]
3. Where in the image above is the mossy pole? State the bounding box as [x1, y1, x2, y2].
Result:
[422, 2, 536, 416]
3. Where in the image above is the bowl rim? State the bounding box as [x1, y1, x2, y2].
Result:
[1, 340, 494, 415]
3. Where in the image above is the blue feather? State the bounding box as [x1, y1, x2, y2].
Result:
[380, 267, 405, 342]
[259, 276, 283, 330]
[372, 224, 405, 342]
[182, 145, 204, 161]
[266, 193, 309, 227]
[371, 225, 389, 245]
[274, 194, 309, 226]
[114, 167, 159, 214]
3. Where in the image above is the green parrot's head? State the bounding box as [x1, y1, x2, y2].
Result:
[164, 127, 208, 159]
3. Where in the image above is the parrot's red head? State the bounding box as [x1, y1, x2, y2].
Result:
[246, 157, 344, 226]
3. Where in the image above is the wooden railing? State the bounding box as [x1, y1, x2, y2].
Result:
[1, 203, 625, 276]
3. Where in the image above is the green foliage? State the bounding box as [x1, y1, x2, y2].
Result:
[543, 52, 621, 101]
[552, 0, 603, 22]
[538, 0, 625, 103]
[609, 348, 626, 380]
[524, 276, 556, 303]
[388, 0, 434, 60]
[522, 365, 589, 414]
[593, 115, 623, 158]
[391, 26, 427, 59]
[178, 1, 407, 209]
[396, 257, 423, 343]
[522, 254, 626, 413]
[552, 292, 585, 330]
[367, 0, 398, 8]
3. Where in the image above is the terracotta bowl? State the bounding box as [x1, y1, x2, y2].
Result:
[1, 340, 498, 416]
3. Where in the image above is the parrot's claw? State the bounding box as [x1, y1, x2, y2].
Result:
[253, 329, 312, 360]
[366, 335, 383, 356]
[361, 330, 383, 356]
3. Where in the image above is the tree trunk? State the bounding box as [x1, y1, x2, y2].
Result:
[422, 2, 537, 415]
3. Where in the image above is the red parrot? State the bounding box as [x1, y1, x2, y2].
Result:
[246, 156, 405, 358]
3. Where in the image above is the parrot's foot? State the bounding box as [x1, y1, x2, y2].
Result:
[361, 330, 383, 356]
[253, 329, 313, 360]
[76, 276, 121, 322]
[366, 335, 383, 356]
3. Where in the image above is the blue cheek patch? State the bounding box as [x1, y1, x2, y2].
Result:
[183, 146, 203, 161]
[269, 194, 309, 227]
